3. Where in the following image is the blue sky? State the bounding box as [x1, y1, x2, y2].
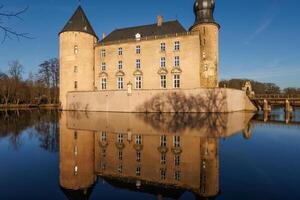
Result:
[0, 0, 299, 88]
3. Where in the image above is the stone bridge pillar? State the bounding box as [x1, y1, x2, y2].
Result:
[263, 99, 271, 112]
[285, 99, 293, 113]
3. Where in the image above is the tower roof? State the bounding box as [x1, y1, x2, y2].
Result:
[191, 0, 219, 29]
[60, 6, 98, 40]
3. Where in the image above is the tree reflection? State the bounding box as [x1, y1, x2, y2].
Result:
[0, 109, 60, 152]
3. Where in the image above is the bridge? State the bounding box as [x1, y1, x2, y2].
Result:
[250, 94, 300, 112]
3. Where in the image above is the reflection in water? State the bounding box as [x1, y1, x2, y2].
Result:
[0, 109, 59, 151]
[59, 111, 254, 199]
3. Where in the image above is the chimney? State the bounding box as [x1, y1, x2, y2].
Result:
[102, 32, 106, 39]
[157, 15, 164, 27]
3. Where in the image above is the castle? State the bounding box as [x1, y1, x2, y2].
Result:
[59, 0, 256, 112]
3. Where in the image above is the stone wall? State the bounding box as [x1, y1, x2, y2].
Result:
[66, 88, 256, 113]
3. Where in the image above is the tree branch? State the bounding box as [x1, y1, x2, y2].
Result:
[0, 5, 32, 43]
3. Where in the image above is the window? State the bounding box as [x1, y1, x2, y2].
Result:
[74, 81, 78, 89]
[118, 165, 122, 173]
[136, 151, 141, 162]
[74, 165, 78, 176]
[135, 76, 142, 89]
[74, 66, 78, 73]
[101, 77, 107, 90]
[101, 132, 107, 142]
[174, 155, 180, 166]
[101, 62, 106, 71]
[101, 49, 106, 57]
[160, 168, 166, 180]
[175, 171, 180, 181]
[135, 135, 142, 145]
[160, 135, 167, 147]
[160, 75, 167, 89]
[117, 76, 124, 89]
[118, 47, 123, 55]
[173, 135, 180, 147]
[74, 131, 78, 140]
[136, 167, 141, 176]
[101, 163, 106, 170]
[118, 61, 123, 70]
[74, 146, 78, 156]
[173, 75, 180, 88]
[117, 134, 124, 143]
[160, 57, 166, 68]
[175, 41, 180, 51]
[160, 153, 166, 165]
[161, 42, 166, 52]
[101, 148, 106, 158]
[74, 45, 78, 55]
[204, 64, 208, 71]
[202, 52, 206, 59]
[136, 59, 141, 69]
[136, 45, 141, 54]
[118, 150, 123, 160]
[175, 56, 180, 67]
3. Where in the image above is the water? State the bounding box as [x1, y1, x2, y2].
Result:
[0, 109, 299, 200]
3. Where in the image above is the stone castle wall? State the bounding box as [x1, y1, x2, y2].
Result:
[66, 88, 257, 113]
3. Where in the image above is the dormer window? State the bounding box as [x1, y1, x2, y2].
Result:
[135, 33, 141, 41]
[74, 45, 78, 55]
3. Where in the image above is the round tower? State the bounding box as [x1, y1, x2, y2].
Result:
[190, 0, 220, 88]
[59, 6, 98, 110]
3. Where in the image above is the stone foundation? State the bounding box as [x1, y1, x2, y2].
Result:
[66, 88, 257, 113]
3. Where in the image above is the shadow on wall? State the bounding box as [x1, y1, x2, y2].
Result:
[137, 112, 228, 137]
[137, 89, 227, 113]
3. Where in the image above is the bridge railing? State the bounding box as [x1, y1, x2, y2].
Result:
[253, 94, 300, 99]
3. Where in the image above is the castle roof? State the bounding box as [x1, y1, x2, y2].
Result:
[100, 20, 187, 43]
[60, 6, 98, 40]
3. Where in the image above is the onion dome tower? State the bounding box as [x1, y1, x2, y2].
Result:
[190, 0, 220, 88]
[59, 6, 98, 110]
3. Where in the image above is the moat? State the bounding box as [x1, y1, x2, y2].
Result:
[0, 109, 299, 200]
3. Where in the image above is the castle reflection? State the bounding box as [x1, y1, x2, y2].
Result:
[59, 112, 254, 199]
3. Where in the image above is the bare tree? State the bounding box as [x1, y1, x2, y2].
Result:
[0, 5, 31, 43]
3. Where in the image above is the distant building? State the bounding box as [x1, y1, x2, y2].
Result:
[59, 0, 220, 111]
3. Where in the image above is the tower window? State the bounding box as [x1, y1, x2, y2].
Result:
[173, 75, 180, 88]
[118, 61, 123, 70]
[160, 57, 166, 68]
[136, 59, 141, 69]
[118, 47, 123, 55]
[74, 45, 78, 55]
[174, 41, 180, 51]
[136, 45, 141, 54]
[74, 66, 78, 73]
[175, 56, 180, 67]
[101, 49, 106, 57]
[160, 75, 167, 89]
[101, 62, 106, 71]
[117, 76, 124, 89]
[136, 167, 141, 176]
[74, 81, 78, 90]
[118, 165, 123, 173]
[101, 148, 106, 158]
[161, 42, 166, 52]
[101, 77, 107, 90]
[136, 151, 141, 162]
[135, 76, 142, 89]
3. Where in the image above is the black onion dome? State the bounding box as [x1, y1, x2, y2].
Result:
[191, 0, 219, 29]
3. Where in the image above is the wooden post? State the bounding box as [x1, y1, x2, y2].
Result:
[285, 99, 293, 113]
[263, 99, 271, 112]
